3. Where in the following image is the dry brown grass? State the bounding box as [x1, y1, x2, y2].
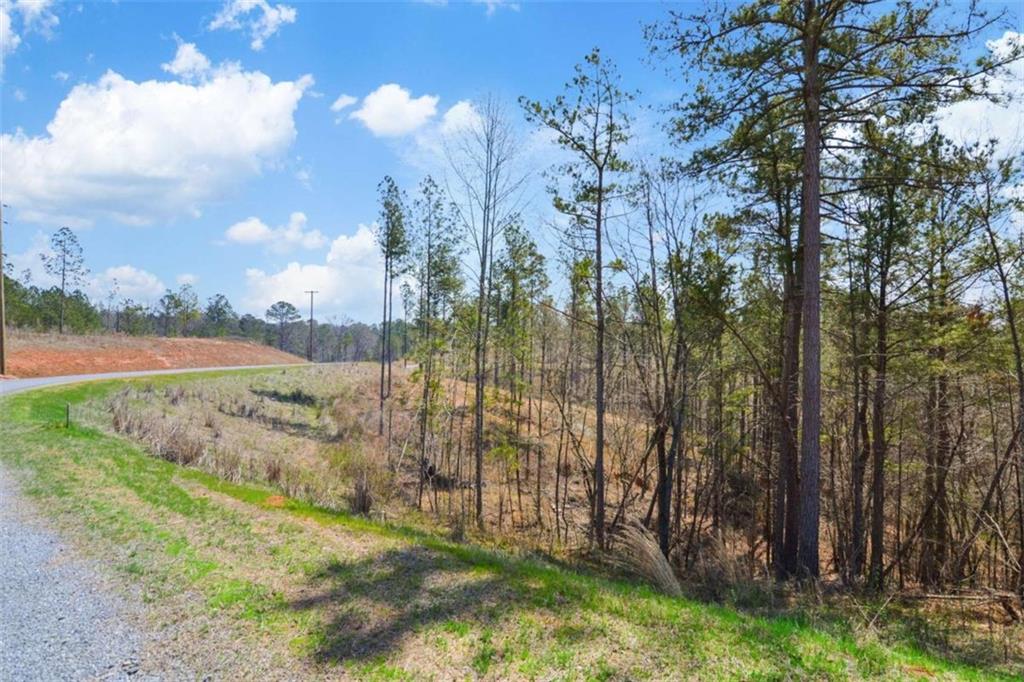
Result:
[110, 393, 205, 466]
[609, 519, 682, 596]
[94, 366, 401, 522]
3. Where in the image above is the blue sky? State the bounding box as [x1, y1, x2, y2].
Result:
[1, 1, 1021, 322]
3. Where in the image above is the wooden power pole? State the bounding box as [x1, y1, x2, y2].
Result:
[304, 290, 318, 362]
[0, 202, 6, 376]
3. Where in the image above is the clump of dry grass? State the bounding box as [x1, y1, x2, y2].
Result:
[328, 444, 391, 515]
[218, 397, 265, 422]
[111, 395, 204, 466]
[200, 445, 248, 482]
[165, 385, 187, 406]
[330, 391, 365, 441]
[683, 532, 771, 607]
[157, 421, 205, 465]
[264, 458, 282, 484]
[609, 520, 681, 597]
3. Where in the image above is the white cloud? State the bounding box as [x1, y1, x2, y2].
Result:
[226, 216, 274, 243]
[12, 87, 25, 101]
[2, 0, 58, 73]
[161, 41, 211, 81]
[14, 0, 57, 35]
[225, 211, 326, 253]
[6, 233, 163, 304]
[6, 232, 55, 286]
[935, 31, 1023, 159]
[51, 69, 68, 81]
[15, 0, 58, 35]
[330, 93, 356, 112]
[1, 4, 24, 74]
[243, 223, 384, 320]
[349, 83, 438, 137]
[402, 99, 494, 173]
[440, 99, 481, 135]
[208, 0, 296, 51]
[330, 93, 357, 124]
[176, 273, 199, 286]
[1, 52, 313, 226]
[90, 265, 166, 303]
[421, 0, 517, 14]
[294, 166, 312, 189]
[472, 0, 519, 16]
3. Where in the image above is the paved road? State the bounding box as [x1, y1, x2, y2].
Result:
[0, 363, 306, 397]
[0, 363, 303, 681]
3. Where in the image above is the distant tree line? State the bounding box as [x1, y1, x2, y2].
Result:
[2, 228, 383, 362]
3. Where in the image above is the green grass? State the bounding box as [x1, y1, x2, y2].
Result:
[0, 369, 1018, 680]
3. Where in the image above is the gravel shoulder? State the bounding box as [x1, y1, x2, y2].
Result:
[0, 467, 168, 681]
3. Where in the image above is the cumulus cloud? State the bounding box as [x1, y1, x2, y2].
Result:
[176, 273, 199, 286]
[402, 99, 506, 174]
[7, 233, 163, 303]
[243, 223, 384, 320]
[225, 211, 326, 252]
[349, 83, 438, 137]
[440, 99, 481, 135]
[90, 265, 166, 303]
[1, 50, 313, 226]
[161, 41, 211, 81]
[51, 70, 69, 81]
[208, 0, 296, 51]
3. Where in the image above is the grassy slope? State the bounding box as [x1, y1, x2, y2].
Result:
[0, 371, 1012, 681]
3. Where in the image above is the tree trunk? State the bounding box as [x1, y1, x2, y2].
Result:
[594, 169, 607, 550]
[773, 252, 802, 579]
[981, 187, 1024, 596]
[796, 0, 822, 580]
[379, 254, 390, 437]
[868, 299, 888, 590]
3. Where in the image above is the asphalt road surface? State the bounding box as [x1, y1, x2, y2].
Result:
[0, 363, 306, 397]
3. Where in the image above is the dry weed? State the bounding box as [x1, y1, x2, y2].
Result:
[609, 520, 681, 597]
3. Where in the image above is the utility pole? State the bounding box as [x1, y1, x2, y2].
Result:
[304, 290, 318, 362]
[0, 203, 7, 376]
